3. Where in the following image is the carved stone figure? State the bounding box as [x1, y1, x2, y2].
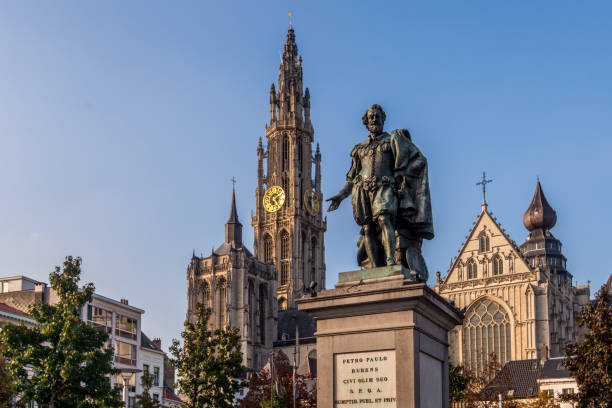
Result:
[327, 104, 434, 280]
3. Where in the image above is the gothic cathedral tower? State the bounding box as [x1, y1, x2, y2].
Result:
[252, 27, 326, 310]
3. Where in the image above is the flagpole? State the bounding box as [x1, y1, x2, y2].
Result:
[294, 325, 299, 408]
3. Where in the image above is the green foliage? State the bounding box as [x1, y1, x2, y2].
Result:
[0, 256, 122, 408]
[259, 388, 287, 408]
[0, 345, 14, 408]
[135, 371, 160, 408]
[563, 284, 612, 408]
[170, 302, 244, 408]
[449, 364, 469, 402]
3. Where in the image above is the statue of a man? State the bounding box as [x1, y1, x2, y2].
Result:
[327, 104, 434, 280]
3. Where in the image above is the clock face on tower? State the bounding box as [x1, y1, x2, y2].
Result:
[263, 186, 286, 213]
[304, 188, 321, 216]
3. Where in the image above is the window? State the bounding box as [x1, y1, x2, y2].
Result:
[280, 231, 290, 287]
[1, 282, 8, 293]
[143, 364, 149, 373]
[259, 285, 267, 344]
[153, 394, 159, 402]
[461, 298, 512, 378]
[479, 233, 490, 253]
[282, 134, 289, 171]
[492, 255, 503, 276]
[467, 259, 478, 279]
[86, 305, 112, 333]
[115, 314, 137, 340]
[153, 367, 160, 386]
[201, 282, 210, 307]
[263, 234, 273, 263]
[310, 236, 317, 285]
[114, 341, 137, 366]
[218, 279, 227, 328]
[562, 388, 574, 395]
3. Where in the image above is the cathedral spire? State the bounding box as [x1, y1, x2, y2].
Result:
[523, 179, 557, 238]
[225, 184, 242, 247]
[276, 27, 304, 125]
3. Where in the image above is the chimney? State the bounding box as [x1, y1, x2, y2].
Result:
[152, 338, 162, 349]
[120, 299, 129, 305]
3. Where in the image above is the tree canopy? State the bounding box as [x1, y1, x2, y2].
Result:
[563, 284, 612, 408]
[0, 256, 122, 408]
[170, 302, 244, 408]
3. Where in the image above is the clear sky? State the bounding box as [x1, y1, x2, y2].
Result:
[1, 1, 610, 351]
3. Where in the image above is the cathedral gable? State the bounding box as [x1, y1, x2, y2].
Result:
[441, 206, 531, 287]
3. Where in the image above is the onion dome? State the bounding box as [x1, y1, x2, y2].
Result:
[523, 180, 557, 236]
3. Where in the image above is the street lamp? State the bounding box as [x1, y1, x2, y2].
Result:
[120, 368, 141, 408]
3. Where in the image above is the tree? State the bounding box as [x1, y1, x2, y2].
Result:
[0, 345, 15, 408]
[170, 303, 244, 408]
[239, 350, 316, 408]
[563, 284, 612, 408]
[449, 364, 469, 402]
[135, 371, 159, 408]
[520, 391, 561, 408]
[0, 256, 122, 408]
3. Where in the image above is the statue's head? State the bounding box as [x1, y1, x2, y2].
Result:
[362, 104, 386, 135]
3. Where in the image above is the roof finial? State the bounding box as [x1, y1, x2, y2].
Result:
[288, 12, 293, 29]
[476, 171, 493, 206]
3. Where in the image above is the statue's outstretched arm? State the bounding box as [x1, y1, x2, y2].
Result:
[326, 181, 352, 212]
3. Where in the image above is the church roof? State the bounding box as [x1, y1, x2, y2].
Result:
[213, 241, 253, 257]
[480, 359, 542, 400]
[523, 180, 557, 238]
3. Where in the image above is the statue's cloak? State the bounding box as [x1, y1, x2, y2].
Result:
[390, 129, 434, 240]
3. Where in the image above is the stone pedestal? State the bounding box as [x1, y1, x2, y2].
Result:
[296, 267, 462, 408]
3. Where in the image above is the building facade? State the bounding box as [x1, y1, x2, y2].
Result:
[434, 181, 590, 376]
[251, 27, 326, 310]
[186, 189, 277, 371]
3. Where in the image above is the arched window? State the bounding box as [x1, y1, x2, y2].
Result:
[479, 232, 490, 253]
[492, 255, 503, 276]
[467, 259, 478, 279]
[201, 281, 210, 308]
[263, 234, 273, 263]
[278, 297, 287, 311]
[217, 278, 226, 328]
[311, 236, 317, 285]
[248, 280, 255, 340]
[282, 175, 289, 204]
[258, 285, 267, 344]
[462, 298, 512, 377]
[280, 231, 290, 287]
[282, 135, 289, 171]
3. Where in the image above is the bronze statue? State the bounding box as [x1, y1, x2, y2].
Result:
[327, 104, 434, 281]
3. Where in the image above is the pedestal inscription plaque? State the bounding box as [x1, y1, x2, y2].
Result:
[334, 349, 397, 407]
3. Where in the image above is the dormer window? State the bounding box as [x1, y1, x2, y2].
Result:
[478, 232, 490, 253]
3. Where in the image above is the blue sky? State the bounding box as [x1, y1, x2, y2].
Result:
[1, 1, 610, 350]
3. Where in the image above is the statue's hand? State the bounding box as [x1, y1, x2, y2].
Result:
[326, 195, 343, 212]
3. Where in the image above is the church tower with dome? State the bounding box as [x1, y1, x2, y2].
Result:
[434, 180, 590, 376]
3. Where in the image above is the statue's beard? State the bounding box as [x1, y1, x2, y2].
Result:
[367, 123, 383, 135]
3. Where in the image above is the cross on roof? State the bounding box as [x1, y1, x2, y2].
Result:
[476, 171, 493, 204]
[231, 176, 237, 189]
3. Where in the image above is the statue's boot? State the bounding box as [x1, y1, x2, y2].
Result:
[405, 240, 428, 281]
